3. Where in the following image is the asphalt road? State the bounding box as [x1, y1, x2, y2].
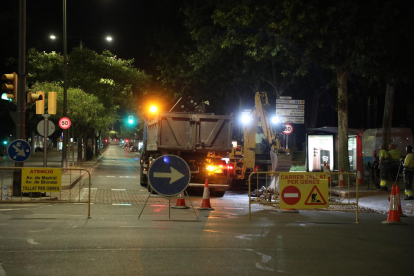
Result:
[0, 145, 413, 276]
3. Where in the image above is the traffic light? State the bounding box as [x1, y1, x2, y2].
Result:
[27, 92, 43, 104]
[1, 72, 18, 102]
[128, 116, 134, 124]
[48, 91, 57, 114]
[35, 91, 45, 114]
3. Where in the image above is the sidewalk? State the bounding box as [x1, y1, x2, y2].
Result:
[330, 178, 414, 215]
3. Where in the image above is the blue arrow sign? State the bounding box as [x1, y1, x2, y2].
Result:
[7, 139, 31, 162]
[148, 155, 191, 196]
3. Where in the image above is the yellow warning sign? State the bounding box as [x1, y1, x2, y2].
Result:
[21, 168, 62, 192]
[280, 172, 329, 209]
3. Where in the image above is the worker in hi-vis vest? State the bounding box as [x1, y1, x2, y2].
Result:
[379, 145, 390, 191]
[403, 145, 414, 200]
[388, 144, 401, 181]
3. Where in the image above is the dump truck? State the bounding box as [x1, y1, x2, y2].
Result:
[139, 98, 233, 197]
[228, 92, 292, 187]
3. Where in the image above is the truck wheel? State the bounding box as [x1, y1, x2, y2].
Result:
[140, 168, 147, 187]
[210, 191, 225, 197]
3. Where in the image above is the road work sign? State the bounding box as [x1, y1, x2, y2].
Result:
[21, 168, 62, 192]
[279, 172, 328, 209]
[148, 155, 191, 196]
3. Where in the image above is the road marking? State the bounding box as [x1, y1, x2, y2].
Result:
[0, 263, 5, 276]
[256, 252, 274, 271]
[27, 239, 39, 245]
[111, 189, 126, 191]
[29, 229, 51, 233]
[112, 204, 131, 206]
[107, 176, 115, 178]
[0, 209, 13, 212]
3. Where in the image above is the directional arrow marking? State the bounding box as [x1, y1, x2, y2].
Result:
[12, 145, 26, 157]
[154, 167, 185, 184]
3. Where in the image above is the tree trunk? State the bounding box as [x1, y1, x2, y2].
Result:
[337, 68, 350, 172]
[381, 83, 395, 149]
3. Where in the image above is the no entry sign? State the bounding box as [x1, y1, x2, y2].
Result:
[281, 185, 301, 205]
[59, 117, 71, 129]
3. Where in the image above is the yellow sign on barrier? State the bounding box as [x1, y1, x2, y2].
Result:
[21, 168, 62, 192]
[279, 172, 328, 209]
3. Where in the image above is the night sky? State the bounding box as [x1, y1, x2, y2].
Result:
[1, 0, 160, 74]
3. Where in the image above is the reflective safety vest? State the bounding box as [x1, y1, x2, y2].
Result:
[404, 153, 414, 169]
[379, 149, 390, 162]
[388, 149, 401, 160]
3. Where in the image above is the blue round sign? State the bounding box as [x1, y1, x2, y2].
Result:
[148, 155, 191, 196]
[7, 139, 31, 162]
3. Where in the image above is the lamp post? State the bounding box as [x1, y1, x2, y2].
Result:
[61, 0, 68, 168]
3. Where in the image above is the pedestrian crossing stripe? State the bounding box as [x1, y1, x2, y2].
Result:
[304, 185, 327, 205]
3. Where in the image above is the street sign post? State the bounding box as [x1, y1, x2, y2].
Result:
[279, 117, 305, 124]
[59, 117, 71, 129]
[282, 123, 293, 135]
[276, 99, 305, 104]
[276, 98, 305, 124]
[276, 109, 305, 116]
[37, 120, 55, 137]
[7, 139, 31, 162]
[148, 155, 191, 196]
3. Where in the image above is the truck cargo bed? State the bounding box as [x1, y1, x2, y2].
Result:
[146, 112, 233, 152]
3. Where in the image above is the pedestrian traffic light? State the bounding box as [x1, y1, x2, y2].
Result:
[128, 116, 134, 124]
[1, 72, 18, 102]
[26, 92, 43, 104]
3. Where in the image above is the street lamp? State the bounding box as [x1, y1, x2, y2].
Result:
[50, 35, 56, 40]
[106, 36, 113, 42]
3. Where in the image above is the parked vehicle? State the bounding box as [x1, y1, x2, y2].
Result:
[140, 97, 233, 197]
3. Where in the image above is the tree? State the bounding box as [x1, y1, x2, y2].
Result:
[28, 82, 117, 164]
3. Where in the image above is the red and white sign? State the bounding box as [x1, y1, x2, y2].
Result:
[281, 185, 301, 205]
[282, 123, 293, 135]
[59, 117, 71, 129]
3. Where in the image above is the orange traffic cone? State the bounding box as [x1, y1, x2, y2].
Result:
[382, 185, 405, 224]
[171, 192, 189, 209]
[357, 169, 362, 185]
[338, 167, 345, 187]
[395, 185, 407, 217]
[198, 179, 214, 210]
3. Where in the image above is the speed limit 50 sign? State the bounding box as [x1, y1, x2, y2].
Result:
[59, 117, 71, 129]
[282, 123, 293, 135]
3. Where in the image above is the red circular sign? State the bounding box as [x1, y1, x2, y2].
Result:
[281, 185, 301, 205]
[59, 117, 71, 129]
[282, 123, 293, 135]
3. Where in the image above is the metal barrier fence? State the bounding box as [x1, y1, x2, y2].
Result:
[0, 167, 91, 218]
[248, 171, 359, 223]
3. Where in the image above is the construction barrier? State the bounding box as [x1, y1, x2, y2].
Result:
[0, 167, 92, 218]
[248, 171, 359, 223]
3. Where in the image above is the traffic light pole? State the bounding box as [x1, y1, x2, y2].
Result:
[61, 0, 68, 168]
[13, 0, 26, 196]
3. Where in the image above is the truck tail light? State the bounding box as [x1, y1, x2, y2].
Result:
[206, 165, 223, 174]
[228, 164, 234, 170]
